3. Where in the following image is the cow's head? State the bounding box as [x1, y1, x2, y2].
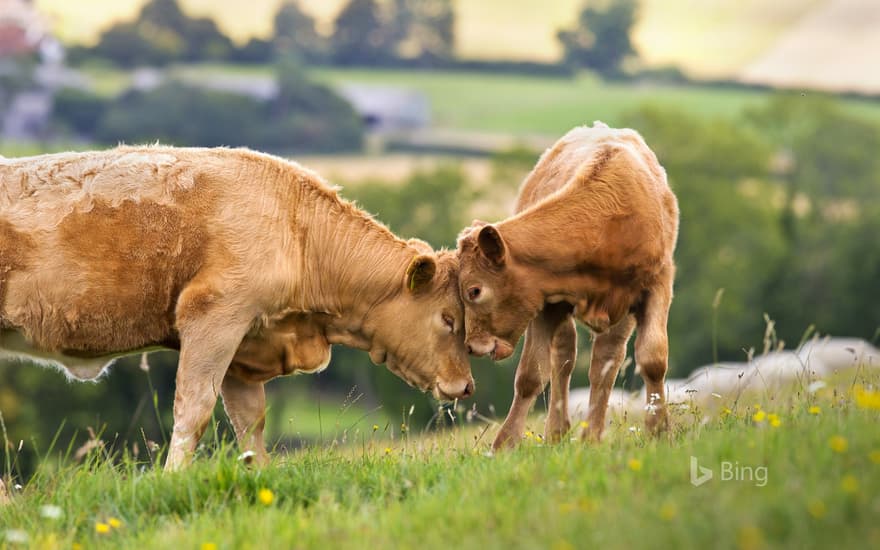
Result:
[456, 222, 543, 361]
[364, 248, 474, 402]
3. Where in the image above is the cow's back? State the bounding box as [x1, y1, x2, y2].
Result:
[0, 148, 239, 354]
[515, 124, 672, 216]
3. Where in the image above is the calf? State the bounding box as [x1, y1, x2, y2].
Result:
[0, 146, 474, 470]
[456, 123, 678, 449]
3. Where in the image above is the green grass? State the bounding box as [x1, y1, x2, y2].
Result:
[78, 63, 880, 138]
[309, 68, 880, 135]
[3, 371, 879, 549]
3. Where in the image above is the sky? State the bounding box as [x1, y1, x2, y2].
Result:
[32, 0, 821, 78]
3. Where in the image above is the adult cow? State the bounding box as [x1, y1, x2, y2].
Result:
[456, 123, 679, 450]
[0, 146, 474, 470]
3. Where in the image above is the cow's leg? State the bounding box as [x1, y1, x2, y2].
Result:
[582, 314, 636, 441]
[493, 303, 571, 450]
[635, 281, 673, 435]
[220, 372, 269, 466]
[544, 308, 577, 443]
[165, 287, 255, 471]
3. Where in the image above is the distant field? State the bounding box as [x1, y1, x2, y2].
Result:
[310, 68, 880, 135]
[153, 64, 880, 136]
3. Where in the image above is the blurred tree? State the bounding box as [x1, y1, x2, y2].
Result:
[227, 38, 275, 64]
[557, 0, 638, 76]
[267, 55, 364, 151]
[90, 61, 363, 153]
[388, 0, 456, 64]
[52, 88, 107, 137]
[331, 0, 392, 66]
[95, 82, 266, 147]
[87, 0, 234, 67]
[273, 1, 327, 63]
[744, 95, 880, 347]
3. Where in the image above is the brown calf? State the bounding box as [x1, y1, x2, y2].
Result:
[457, 123, 679, 449]
[0, 146, 474, 470]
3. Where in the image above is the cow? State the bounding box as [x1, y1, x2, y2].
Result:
[0, 146, 474, 471]
[456, 122, 679, 450]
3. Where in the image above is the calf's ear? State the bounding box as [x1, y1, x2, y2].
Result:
[406, 254, 437, 293]
[478, 225, 506, 266]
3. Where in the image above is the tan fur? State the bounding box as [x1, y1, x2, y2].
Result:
[0, 145, 473, 470]
[456, 123, 679, 449]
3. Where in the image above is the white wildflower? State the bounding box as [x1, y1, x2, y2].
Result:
[4, 529, 29, 544]
[39, 505, 63, 519]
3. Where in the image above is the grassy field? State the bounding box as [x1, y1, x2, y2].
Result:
[2, 370, 878, 549]
[80, 64, 880, 139]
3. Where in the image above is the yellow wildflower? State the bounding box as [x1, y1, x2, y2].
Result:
[627, 458, 643, 472]
[372, 424, 379, 432]
[854, 386, 880, 410]
[721, 407, 733, 417]
[552, 540, 575, 550]
[752, 410, 766, 423]
[659, 502, 677, 520]
[72, 544, 83, 550]
[807, 499, 826, 519]
[579, 420, 589, 429]
[108, 517, 123, 529]
[767, 413, 781, 428]
[808, 406, 821, 415]
[840, 475, 859, 494]
[829, 435, 848, 453]
[577, 497, 596, 513]
[258, 488, 275, 506]
[384, 447, 392, 454]
[737, 525, 764, 550]
[870, 450, 880, 464]
[201, 544, 218, 550]
[95, 522, 110, 534]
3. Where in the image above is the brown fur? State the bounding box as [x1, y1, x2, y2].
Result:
[456, 123, 679, 449]
[0, 145, 473, 471]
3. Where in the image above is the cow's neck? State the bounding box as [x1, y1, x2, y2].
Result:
[293, 186, 413, 350]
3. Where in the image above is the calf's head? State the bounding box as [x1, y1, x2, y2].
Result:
[456, 223, 541, 361]
[364, 250, 474, 402]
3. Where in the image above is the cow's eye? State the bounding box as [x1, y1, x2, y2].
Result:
[467, 286, 481, 301]
[442, 313, 455, 333]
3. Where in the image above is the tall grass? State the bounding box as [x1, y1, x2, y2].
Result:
[2, 365, 878, 549]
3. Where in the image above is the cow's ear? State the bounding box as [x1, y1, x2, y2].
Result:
[406, 254, 437, 293]
[478, 224, 506, 266]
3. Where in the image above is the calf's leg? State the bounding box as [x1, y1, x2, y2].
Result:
[493, 303, 573, 450]
[544, 307, 577, 443]
[221, 372, 269, 465]
[635, 282, 673, 434]
[582, 314, 636, 441]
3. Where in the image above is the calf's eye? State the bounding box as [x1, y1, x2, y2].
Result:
[467, 286, 481, 301]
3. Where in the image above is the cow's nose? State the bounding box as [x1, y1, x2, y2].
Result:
[438, 378, 475, 400]
[466, 343, 475, 355]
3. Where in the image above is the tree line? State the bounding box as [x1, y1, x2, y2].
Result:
[69, 0, 640, 76]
